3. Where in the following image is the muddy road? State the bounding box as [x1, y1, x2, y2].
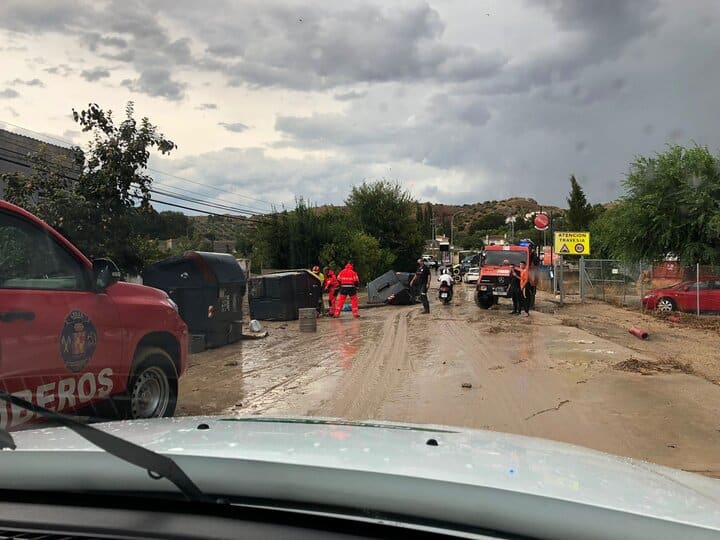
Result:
[178, 282, 720, 477]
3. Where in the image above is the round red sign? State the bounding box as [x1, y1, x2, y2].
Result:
[534, 214, 549, 230]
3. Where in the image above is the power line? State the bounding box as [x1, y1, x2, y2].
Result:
[0, 144, 270, 218]
[0, 138, 270, 214]
[147, 167, 275, 210]
[0, 119, 278, 210]
[152, 180, 271, 214]
[133, 195, 268, 226]
[0, 144, 81, 179]
[149, 186, 265, 217]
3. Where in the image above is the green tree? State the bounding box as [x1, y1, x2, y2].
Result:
[2, 146, 89, 240]
[348, 232, 396, 282]
[3, 101, 177, 272]
[345, 180, 423, 270]
[565, 175, 593, 231]
[469, 212, 506, 233]
[158, 211, 191, 239]
[593, 145, 720, 264]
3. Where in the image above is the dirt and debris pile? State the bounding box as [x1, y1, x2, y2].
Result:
[614, 357, 695, 376]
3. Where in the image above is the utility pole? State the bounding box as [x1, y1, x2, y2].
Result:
[430, 216, 436, 247]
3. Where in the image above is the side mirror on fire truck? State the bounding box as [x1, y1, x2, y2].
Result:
[93, 258, 121, 291]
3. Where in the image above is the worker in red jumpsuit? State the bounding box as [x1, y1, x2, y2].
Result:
[324, 268, 339, 314]
[334, 262, 360, 318]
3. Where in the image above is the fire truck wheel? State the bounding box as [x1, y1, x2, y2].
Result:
[477, 294, 493, 309]
[126, 347, 178, 419]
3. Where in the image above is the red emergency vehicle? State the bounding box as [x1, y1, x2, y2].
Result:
[475, 243, 537, 309]
[0, 201, 188, 430]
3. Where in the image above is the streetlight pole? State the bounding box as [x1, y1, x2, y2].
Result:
[451, 210, 466, 265]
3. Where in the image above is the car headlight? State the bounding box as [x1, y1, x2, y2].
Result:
[165, 296, 179, 312]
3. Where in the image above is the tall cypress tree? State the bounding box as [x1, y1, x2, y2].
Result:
[565, 175, 593, 230]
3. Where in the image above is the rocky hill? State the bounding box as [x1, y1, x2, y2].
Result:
[187, 214, 257, 240]
[430, 198, 563, 230]
[186, 197, 564, 238]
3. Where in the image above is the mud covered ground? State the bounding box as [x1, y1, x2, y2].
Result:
[177, 282, 720, 477]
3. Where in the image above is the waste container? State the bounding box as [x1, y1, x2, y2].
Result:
[367, 270, 399, 304]
[143, 251, 247, 350]
[248, 270, 321, 321]
[367, 270, 418, 305]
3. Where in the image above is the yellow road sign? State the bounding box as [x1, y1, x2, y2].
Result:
[554, 232, 590, 255]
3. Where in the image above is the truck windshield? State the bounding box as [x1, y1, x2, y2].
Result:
[483, 251, 527, 266]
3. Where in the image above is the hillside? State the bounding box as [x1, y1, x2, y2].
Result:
[188, 214, 257, 240]
[185, 198, 564, 238]
[429, 198, 563, 231]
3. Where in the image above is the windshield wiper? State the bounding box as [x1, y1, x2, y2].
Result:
[0, 427, 15, 450]
[0, 392, 217, 504]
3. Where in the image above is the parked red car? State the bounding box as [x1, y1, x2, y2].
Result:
[642, 278, 720, 312]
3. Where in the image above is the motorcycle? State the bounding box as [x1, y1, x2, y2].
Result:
[438, 282, 453, 304]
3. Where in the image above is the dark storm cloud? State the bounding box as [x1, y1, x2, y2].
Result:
[188, 3, 507, 89]
[334, 90, 367, 101]
[275, 113, 400, 148]
[667, 128, 685, 142]
[428, 93, 491, 127]
[218, 122, 249, 133]
[10, 78, 44, 87]
[80, 67, 110, 81]
[541, 77, 627, 106]
[0, 89, 20, 99]
[485, 0, 662, 94]
[80, 32, 129, 51]
[102, 50, 135, 62]
[0, 0, 87, 32]
[0, 1, 193, 100]
[43, 64, 74, 76]
[121, 68, 186, 100]
[164, 38, 193, 64]
[152, 146, 373, 207]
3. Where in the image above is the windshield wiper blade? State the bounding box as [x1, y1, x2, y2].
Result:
[0, 392, 217, 504]
[0, 427, 15, 450]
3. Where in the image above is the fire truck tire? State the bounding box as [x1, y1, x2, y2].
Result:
[124, 347, 178, 419]
[477, 294, 493, 309]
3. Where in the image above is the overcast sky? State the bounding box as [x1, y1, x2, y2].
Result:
[1, 0, 719, 215]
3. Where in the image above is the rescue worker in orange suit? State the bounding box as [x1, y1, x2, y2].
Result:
[518, 261, 530, 316]
[334, 262, 360, 318]
[324, 267, 339, 315]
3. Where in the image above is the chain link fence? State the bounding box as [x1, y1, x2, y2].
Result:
[549, 258, 720, 315]
[581, 259, 649, 307]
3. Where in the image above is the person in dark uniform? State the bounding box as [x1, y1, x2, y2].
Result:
[411, 258, 431, 314]
[509, 263, 522, 315]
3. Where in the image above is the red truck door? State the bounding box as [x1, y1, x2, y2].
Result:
[0, 209, 122, 429]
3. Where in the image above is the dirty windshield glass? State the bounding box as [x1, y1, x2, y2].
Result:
[483, 251, 526, 267]
[2, 0, 720, 512]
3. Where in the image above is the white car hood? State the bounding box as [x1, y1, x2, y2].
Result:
[4, 416, 720, 539]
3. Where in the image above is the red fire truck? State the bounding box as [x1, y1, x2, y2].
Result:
[0, 200, 188, 430]
[475, 243, 538, 309]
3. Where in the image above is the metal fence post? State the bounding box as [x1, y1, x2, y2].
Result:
[559, 255, 564, 306]
[697, 262, 700, 317]
[579, 256, 585, 302]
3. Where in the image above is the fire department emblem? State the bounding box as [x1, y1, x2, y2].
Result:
[60, 310, 98, 372]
